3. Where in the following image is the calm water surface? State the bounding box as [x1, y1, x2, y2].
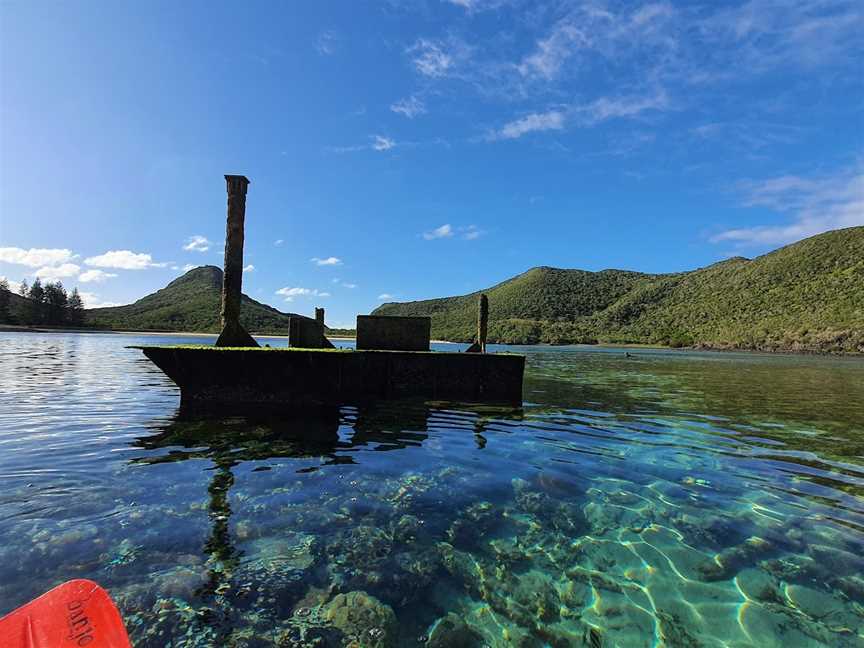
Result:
[1, 332, 863, 647]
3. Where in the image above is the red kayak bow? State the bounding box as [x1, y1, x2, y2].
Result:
[0, 579, 132, 648]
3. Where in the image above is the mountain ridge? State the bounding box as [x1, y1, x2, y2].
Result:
[85, 265, 313, 334]
[373, 227, 864, 353]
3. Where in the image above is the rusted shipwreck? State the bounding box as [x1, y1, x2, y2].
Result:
[134, 175, 524, 408]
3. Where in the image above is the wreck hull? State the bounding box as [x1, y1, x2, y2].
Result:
[136, 347, 525, 408]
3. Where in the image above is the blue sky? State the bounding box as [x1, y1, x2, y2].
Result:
[1, 0, 862, 328]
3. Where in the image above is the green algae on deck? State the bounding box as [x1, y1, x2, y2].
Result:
[132, 345, 525, 408]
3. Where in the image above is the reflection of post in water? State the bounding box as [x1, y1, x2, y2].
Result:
[473, 417, 488, 449]
[131, 409, 344, 598]
[200, 459, 241, 597]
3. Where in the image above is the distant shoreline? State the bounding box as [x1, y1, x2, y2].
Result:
[1, 325, 860, 356]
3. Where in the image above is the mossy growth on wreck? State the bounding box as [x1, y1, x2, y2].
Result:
[129, 344, 521, 355]
[132, 344, 353, 352]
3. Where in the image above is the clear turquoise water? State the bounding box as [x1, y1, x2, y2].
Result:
[1, 332, 862, 647]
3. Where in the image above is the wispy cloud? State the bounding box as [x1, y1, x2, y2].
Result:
[85, 250, 167, 270]
[372, 135, 396, 151]
[702, 0, 864, 73]
[444, 0, 509, 12]
[423, 224, 454, 240]
[34, 263, 81, 281]
[422, 223, 485, 240]
[243, 264, 255, 272]
[391, 95, 426, 119]
[712, 167, 864, 246]
[377, 293, 396, 301]
[402, 0, 861, 146]
[492, 110, 566, 140]
[407, 38, 470, 78]
[274, 239, 284, 247]
[316, 30, 339, 56]
[489, 89, 668, 140]
[183, 235, 211, 252]
[518, 22, 590, 82]
[79, 269, 117, 283]
[326, 135, 397, 154]
[460, 225, 485, 240]
[311, 256, 342, 266]
[0, 247, 76, 268]
[276, 286, 331, 302]
[332, 278, 357, 288]
[575, 89, 671, 125]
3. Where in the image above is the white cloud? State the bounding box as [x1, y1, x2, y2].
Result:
[275, 287, 331, 302]
[372, 135, 396, 151]
[327, 135, 400, 154]
[0, 247, 75, 268]
[576, 90, 670, 125]
[0, 276, 22, 293]
[331, 278, 357, 288]
[79, 269, 118, 283]
[316, 30, 339, 56]
[703, 0, 864, 73]
[378, 293, 395, 300]
[712, 168, 864, 246]
[243, 264, 255, 272]
[409, 39, 455, 78]
[423, 224, 454, 240]
[79, 291, 123, 309]
[183, 235, 211, 252]
[274, 239, 284, 246]
[391, 96, 426, 119]
[493, 110, 566, 140]
[445, 0, 507, 11]
[85, 250, 164, 270]
[460, 225, 485, 240]
[407, 37, 471, 79]
[518, 22, 590, 81]
[34, 263, 81, 281]
[311, 256, 343, 266]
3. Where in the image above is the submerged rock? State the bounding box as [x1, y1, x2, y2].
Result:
[323, 591, 397, 648]
[696, 536, 775, 581]
[510, 571, 561, 625]
[426, 612, 484, 648]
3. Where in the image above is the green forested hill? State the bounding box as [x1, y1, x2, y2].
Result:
[373, 227, 864, 353]
[85, 266, 312, 334]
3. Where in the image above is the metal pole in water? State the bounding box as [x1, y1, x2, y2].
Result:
[216, 175, 259, 347]
[478, 293, 489, 353]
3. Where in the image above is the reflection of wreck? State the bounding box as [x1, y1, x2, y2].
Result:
[130, 405, 434, 596]
[134, 175, 524, 409]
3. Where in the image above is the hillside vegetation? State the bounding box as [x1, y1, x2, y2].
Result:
[85, 266, 311, 334]
[373, 227, 864, 353]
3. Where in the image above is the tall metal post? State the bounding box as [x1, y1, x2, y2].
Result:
[215, 175, 259, 347]
[478, 293, 489, 353]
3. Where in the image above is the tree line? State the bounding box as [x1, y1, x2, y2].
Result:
[0, 278, 85, 326]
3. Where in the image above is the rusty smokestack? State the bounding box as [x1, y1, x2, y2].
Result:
[215, 175, 259, 347]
